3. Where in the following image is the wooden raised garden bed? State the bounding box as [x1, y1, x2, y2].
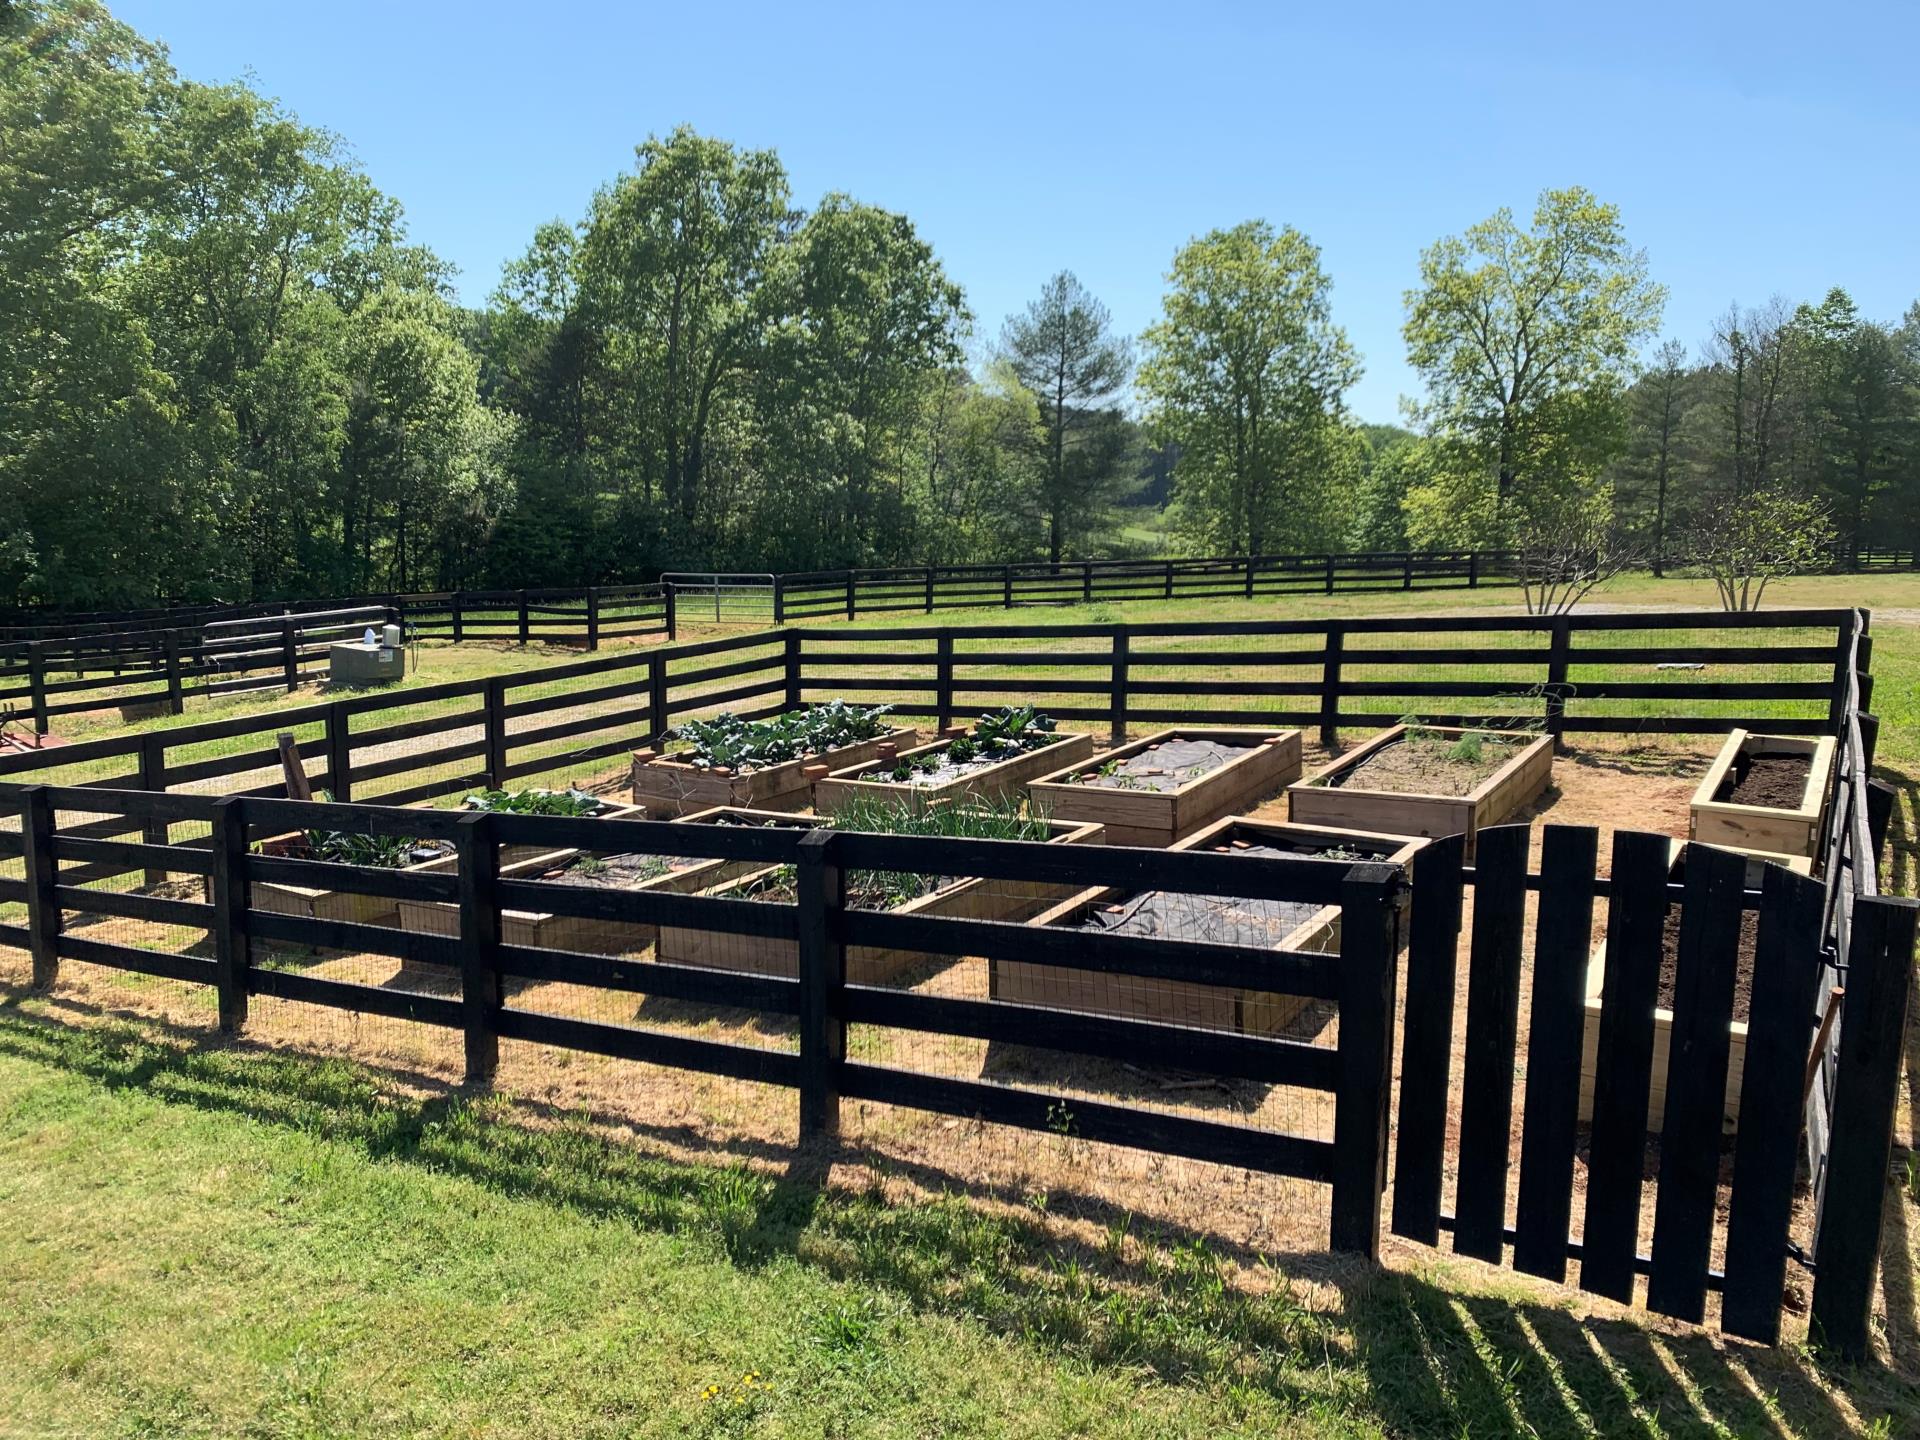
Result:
[1286, 723, 1552, 857]
[1026, 727, 1303, 847]
[656, 816, 1105, 984]
[629, 722, 916, 817]
[1688, 730, 1836, 860]
[991, 816, 1424, 1033]
[246, 831, 456, 930]
[814, 730, 1095, 815]
[395, 805, 801, 956]
[1578, 841, 1812, 1133]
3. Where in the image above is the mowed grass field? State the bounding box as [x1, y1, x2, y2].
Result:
[1, 571, 1916, 1436]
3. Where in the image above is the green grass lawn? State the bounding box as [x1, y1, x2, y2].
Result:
[0, 1002, 1909, 1439]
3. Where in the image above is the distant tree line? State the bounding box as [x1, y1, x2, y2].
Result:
[3, 2, 1914, 612]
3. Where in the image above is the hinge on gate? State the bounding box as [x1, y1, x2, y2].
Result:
[1785, 1240, 1817, 1275]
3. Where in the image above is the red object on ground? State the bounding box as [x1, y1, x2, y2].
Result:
[0, 730, 69, 754]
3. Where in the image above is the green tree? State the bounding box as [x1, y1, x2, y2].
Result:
[1000, 272, 1133, 563]
[1403, 187, 1664, 509]
[1138, 222, 1359, 555]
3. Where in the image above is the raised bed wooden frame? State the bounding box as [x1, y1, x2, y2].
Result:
[1026, 727, 1303, 847]
[656, 815, 1105, 984]
[1577, 840, 1814, 1133]
[991, 816, 1423, 1033]
[812, 729, 1096, 816]
[394, 804, 792, 956]
[1688, 729, 1837, 860]
[628, 724, 918, 817]
[1285, 723, 1552, 857]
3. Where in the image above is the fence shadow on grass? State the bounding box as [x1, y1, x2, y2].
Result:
[6, 992, 1914, 1429]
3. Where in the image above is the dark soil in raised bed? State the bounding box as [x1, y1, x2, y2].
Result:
[1656, 906, 1758, 1024]
[1713, 751, 1810, 808]
[1072, 889, 1326, 947]
[1077, 737, 1256, 792]
[1210, 839, 1376, 862]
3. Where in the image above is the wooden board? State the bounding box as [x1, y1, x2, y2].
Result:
[1575, 841, 1809, 1132]
[1026, 727, 1302, 847]
[628, 726, 917, 817]
[812, 730, 1096, 815]
[1688, 730, 1837, 859]
[657, 818, 1104, 984]
[1285, 723, 1552, 858]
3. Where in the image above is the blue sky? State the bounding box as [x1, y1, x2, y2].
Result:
[119, 1, 1917, 424]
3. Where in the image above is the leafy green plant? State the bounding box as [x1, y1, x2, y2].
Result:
[461, 787, 603, 816]
[668, 700, 893, 772]
[1446, 731, 1484, 764]
[297, 827, 420, 869]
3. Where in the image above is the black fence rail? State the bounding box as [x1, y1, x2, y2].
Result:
[0, 605, 398, 735]
[0, 787, 1406, 1257]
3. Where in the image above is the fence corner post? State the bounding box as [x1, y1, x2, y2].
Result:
[455, 811, 502, 1083]
[1546, 615, 1572, 753]
[483, 676, 509, 788]
[796, 829, 846, 1141]
[1810, 894, 1918, 1360]
[26, 640, 48, 735]
[209, 796, 251, 1032]
[1319, 625, 1345, 752]
[1109, 627, 1129, 743]
[1329, 862, 1401, 1258]
[20, 785, 59, 989]
[163, 628, 185, 714]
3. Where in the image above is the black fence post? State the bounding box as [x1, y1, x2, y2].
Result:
[454, 812, 502, 1083]
[1468, 552, 1479, 588]
[1866, 777, 1895, 866]
[483, 677, 509, 788]
[1810, 894, 1919, 1359]
[1324, 555, 1336, 595]
[1827, 620, 1854, 732]
[1319, 625, 1344, 751]
[163, 628, 185, 714]
[1003, 565, 1014, 609]
[925, 566, 935, 614]
[1330, 863, 1402, 1257]
[280, 618, 298, 692]
[796, 829, 846, 1140]
[783, 631, 802, 712]
[325, 701, 353, 801]
[208, 796, 251, 1032]
[138, 733, 169, 884]
[585, 587, 600, 651]
[647, 656, 671, 745]
[1244, 555, 1255, 599]
[664, 583, 677, 641]
[1403, 553, 1414, 590]
[20, 785, 59, 989]
[1164, 560, 1174, 600]
[1083, 561, 1095, 605]
[516, 590, 530, 645]
[935, 634, 954, 732]
[845, 572, 856, 621]
[1546, 616, 1572, 751]
[452, 591, 465, 644]
[1858, 711, 1880, 770]
[27, 640, 49, 733]
[772, 575, 786, 627]
[1109, 628, 1129, 743]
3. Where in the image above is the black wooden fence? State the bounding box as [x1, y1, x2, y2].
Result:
[0, 787, 1405, 1257]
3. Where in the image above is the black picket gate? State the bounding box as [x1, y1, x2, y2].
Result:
[1388, 823, 1915, 1350]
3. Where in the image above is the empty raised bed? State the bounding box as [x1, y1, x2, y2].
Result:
[1578, 841, 1813, 1133]
[1286, 722, 1551, 856]
[657, 801, 1103, 984]
[1688, 730, 1836, 859]
[395, 804, 802, 955]
[630, 700, 913, 816]
[1026, 727, 1303, 847]
[991, 816, 1422, 1033]
[813, 706, 1094, 815]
